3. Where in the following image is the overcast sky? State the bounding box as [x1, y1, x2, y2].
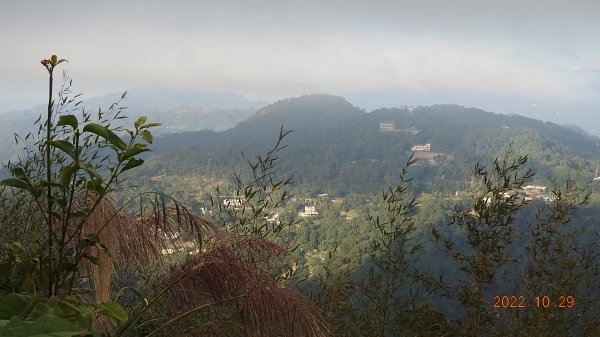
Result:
[1, 0, 599, 131]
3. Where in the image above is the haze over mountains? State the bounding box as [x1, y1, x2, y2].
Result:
[139, 94, 600, 196]
[149, 92, 600, 156]
[1, 87, 599, 136]
[2, 88, 600, 180]
[0, 88, 267, 162]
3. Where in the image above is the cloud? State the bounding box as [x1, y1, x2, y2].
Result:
[1, 0, 599, 110]
[82, 32, 574, 102]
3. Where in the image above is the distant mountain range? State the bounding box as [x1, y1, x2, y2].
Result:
[146, 94, 600, 195]
[0, 88, 268, 163]
[4, 90, 600, 195]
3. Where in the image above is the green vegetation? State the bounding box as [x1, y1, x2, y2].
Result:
[1, 59, 600, 336]
[144, 95, 600, 196]
[135, 95, 600, 336]
[0, 56, 328, 337]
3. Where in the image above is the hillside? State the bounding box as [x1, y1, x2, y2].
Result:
[0, 88, 266, 163]
[144, 94, 600, 195]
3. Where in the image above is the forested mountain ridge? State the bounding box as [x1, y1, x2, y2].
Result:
[151, 94, 365, 151]
[128, 94, 600, 334]
[145, 94, 600, 195]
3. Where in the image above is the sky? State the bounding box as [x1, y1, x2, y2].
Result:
[1, 0, 600, 133]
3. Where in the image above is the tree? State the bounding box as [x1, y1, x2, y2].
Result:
[517, 179, 600, 336]
[0, 55, 329, 337]
[432, 151, 534, 337]
[432, 150, 600, 336]
[316, 154, 453, 337]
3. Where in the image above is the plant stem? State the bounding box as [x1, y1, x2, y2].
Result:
[46, 68, 54, 297]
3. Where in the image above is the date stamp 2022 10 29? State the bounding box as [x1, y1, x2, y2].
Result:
[493, 295, 575, 309]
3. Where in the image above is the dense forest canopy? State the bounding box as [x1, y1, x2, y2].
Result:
[140, 94, 600, 196]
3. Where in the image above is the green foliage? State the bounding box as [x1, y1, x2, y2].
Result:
[148, 98, 600, 196]
[516, 179, 600, 336]
[0, 293, 107, 336]
[0, 315, 81, 337]
[0, 55, 158, 336]
[5, 56, 600, 337]
[352, 153, 423, 336]
[312, 154, 454, 337]
[430, 151, 600, 336]
[1, 56, 332, 337]
[432, 151, 533, 336]
[133, 100, 600, 335]
[211, 127, 297, 240]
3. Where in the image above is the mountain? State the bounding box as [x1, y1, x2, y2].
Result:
[0, 88, 267, 163]
[81, 87, 268, 134]
[151, 94, 365, 151]
[83, 87, 267, 112]
[147, 94, 600, 195]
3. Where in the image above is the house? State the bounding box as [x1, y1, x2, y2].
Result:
[398, 127, 420, 134]
[523, 185, 547, 199]
[265, 212, 279, 223]
[380, 122, 420, 134]
[523, 185, 547, 193]
[222, 198, 244, 208]
[298, 205, 319, 217]
[379, 122, 396, 132]
[411, 143, 431, 152]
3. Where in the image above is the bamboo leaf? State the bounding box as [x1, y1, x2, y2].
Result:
[11, 167, 27, 180]
[0, 178, 30, 191]
[120, 143, 149, 161]
[83, 123, 127, 151]
[140, 122, 161, 129]
[57, 115, 78, 130]
[46, 140, 75, 158]
[98, 301, 128, 323]
[134, 116, 147, 130]
[139, 130, 153, 144]
[120, 158, 144, 173]
[59, 166, 77, 187]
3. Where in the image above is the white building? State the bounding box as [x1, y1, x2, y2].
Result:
[222, 198, 244, 208]
[379, 122, 396, 132]
[298, 205, 319, 217]
[523, 185, 547, 193]
[411, 143, 431, 152]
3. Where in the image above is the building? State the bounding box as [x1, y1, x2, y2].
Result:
[380, 122, 420, 134]
[522, 185, 553, 201]
[398, 127, 420, 135]
[379, 122, 396, 132]
[523, 185, 547, 194]
[298, 205, 319, 217]
[411, 143, 431, 152]
[265, 212, 279, 223]
[222, 198, 244, 208]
